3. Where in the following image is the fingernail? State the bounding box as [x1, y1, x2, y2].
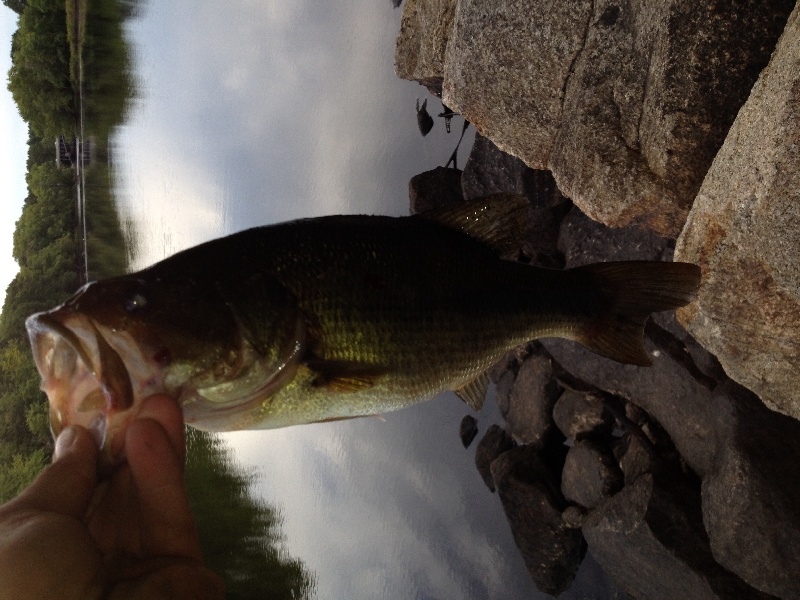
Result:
[54, 425, 79, 461]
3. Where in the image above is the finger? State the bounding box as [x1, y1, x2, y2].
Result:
[126, 413, 202, 561]
[8, 425, 99, 519]
[137, 394, 187, 467]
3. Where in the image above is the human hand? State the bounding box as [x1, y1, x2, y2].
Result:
[0, 394, 224, 600]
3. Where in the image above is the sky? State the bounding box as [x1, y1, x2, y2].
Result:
[0, 6, 28, 310]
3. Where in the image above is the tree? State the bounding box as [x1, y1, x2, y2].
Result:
[0, 449, 48, 504]
[2, 0, 27, 16]
[0, 339, 46, 451]
[13, 163, 75, 268]
[6, 0, 75, 138]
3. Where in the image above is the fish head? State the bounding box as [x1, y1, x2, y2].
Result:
[26, 273, 245, 465]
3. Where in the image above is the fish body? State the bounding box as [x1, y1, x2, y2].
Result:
[26, 198, 701, 462]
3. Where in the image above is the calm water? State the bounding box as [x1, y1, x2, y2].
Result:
[106, 1, 618, 598]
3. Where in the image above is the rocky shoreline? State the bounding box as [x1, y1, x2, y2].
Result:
[398, 2, 800, 599]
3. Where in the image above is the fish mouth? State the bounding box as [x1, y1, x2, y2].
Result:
[26, 311, 136, 461]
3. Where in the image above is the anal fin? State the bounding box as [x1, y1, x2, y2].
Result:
[454, 370, 490, 411]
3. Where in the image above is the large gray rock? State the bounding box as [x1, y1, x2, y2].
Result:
[700, 381, 800, 600]
[399, 0, 793, 236]
[674, 4, 800, 422]
[583, 474, 776, 600]
[491, 446, 585, 596]
[394, 0, 457, 94]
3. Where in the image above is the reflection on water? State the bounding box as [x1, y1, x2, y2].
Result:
[185, 429, 316, 598]
[77, 0, 626, 598]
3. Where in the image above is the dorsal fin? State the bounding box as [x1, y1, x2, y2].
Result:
[415, 194, 529, 258]
[453, 370, 490, 411]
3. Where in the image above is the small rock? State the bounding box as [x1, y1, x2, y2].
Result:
[499, 350, 562, 447]
[415, 98, 434, 135]
[552, 390, 614, 441]
[561, 440, 623, 510]
[492, 368, 515, 417]
[458, 414, 478, 448]
[408, 166, 463, 214]
[473, 424, 515, 492]
[491, 446, 585, 596]
[562, 505, 586, 530]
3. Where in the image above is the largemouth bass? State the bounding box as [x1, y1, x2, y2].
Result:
[26, 197, 700, 463]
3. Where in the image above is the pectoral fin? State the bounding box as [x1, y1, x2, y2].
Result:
[306, 359, 387, 392]
[454, 370, 490, 411]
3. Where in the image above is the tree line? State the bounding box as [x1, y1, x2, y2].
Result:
[2, 0, 80, 499]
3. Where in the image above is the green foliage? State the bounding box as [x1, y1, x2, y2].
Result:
[0, 253, 79, 342]
[26, 129, 54, 172]
[185, 430, 317, 599]
[2, 0, 27, 16]
[0, 339, 49, 454]
[6, 0, 76, 138]
[0, 449, 48, 504]
[13, 163, 75, 267]
[25, 399, 52, 445]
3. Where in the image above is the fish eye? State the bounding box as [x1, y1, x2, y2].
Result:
[124, 292, 148, 313]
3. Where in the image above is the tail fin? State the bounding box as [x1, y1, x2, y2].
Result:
[574, 261, 701, 366]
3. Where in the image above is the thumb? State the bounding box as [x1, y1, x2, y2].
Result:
[13, 426, 99, 519]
